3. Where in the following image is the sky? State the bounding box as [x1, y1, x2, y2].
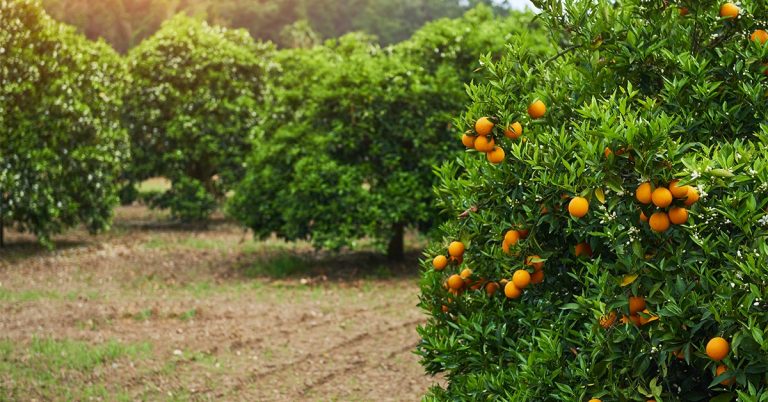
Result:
[506, 0, 538, 10]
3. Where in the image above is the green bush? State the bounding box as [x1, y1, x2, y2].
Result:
[228, 7, 550, 259]
[418, 0, 768, 400]
[123, 15, 272, 221]
[0, 0, 128, 246]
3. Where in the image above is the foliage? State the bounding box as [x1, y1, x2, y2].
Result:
[418, 0, 768, 400]
[228, 7, 550, 259]
[122, 16, 272, 221]
[40, 0, 511, 51]
[0, 0, 128, 246]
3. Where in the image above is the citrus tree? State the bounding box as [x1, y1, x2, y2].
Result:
[123, 15, 272, 220]
[0, 0, 128, 247]
[418, 0, 768, 400]
[229, 7, 549, 260]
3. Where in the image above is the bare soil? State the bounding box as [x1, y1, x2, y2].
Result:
[0, 206, 439, 401]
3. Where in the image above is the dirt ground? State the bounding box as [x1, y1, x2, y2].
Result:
[0, 206, 440, 401]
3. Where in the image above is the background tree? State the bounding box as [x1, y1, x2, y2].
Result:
[40, 0, 515, 51]
[122, 15, 272, 221]
[418, 0, 768, 400]
[0, 0, 128, 247]
[228, 7, 549, 260]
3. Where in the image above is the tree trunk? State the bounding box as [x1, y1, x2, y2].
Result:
[387, 222, 405, 261]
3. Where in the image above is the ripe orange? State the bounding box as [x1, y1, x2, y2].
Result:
[540, 205, 549, 215]
[679, 7, 689, 16]
[441, 305, 449, 313]
[706, 337, 730, 361]
[720, 2, 739, 19]
[629, 296, 646, 314]
[752, 30, 768, 44]
[461, 133, 476, 148]
[504, 122, 523, 139]
[599, 311, 617, 329]
[512, 270, 531, 289]
[668, 179, 689, 198]
[501, 241, 511, 255]
[485, 282, 499, 296]
[432, 255, 448, 270]
[568, 196, 589, 218]
[649, 212, 671, 233]
[526, 255, 544, 271]
[460, 268, 473, 279]
[636, 182, 652, 204]
[475, 117, 494, 136]
[527, 100, 547, 119]
[588, 399, 602, 402]
[448, 241, 465, 257]
[474, 136, 495, 152]
[450, 255, 463, 265]
[668, 207, 689, 224]
[652, 187, 673, 208]
[604, 147, 613, 157]
[447, 274, 464, 290]
[674, 349, 685, 360]
[639, 211, 649, 222]
[530, 270, 544, 284]
[504, 282, 522, 299]
[486, 147, 505, 164]
[518, 229, 530, 238]
[716, 365, 734, 386]
[504, 230, 520, 246]
[574, 242, 592, 258]
[684, 186, 700, 206]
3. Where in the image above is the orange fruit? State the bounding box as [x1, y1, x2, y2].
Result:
[501, 241, 511, 255]
[527, 100, 547, 119]
[504, 230, 520, 247]
[461, 133, 476, 148]
[512, 270, 531, 289]
[588, 399, 602, 402]
[669, 179, 689, 198]
[475, 117, 494, 136]
[441, 305, 449, 313]
[526, 255, 544, 271]
[629, 314, 643, 326]
[716, 364, 734, 386]
[568, 196, 589, 218]
[530, 270, 544, 284]
[720, 2, 739, 19]
[636, 182, 652, 204]
[574, 242, 592, 258]
[649, 212, 671, 233]
[447, 274, 464, 290]
[448, 241, 465, 257]
[432, 255, 448, 271]
[752, 30, 768, 44]
[629, 296, 646, 314]
[684, 186, 699, 206]
[485, 282, 499, 296]
[706, 337, 730, 361]
[474, 135, 495, 152]
[486, 147, 505, 164]
[599, 311, 617, 329]
[504, 282, 522, 299]
[639, 211, 649, 222]
[450, 255, 463, 264]
[460, 268, 473, 279]
[763, 62, 768, 76]
[540, 205, 549, 215]
[652, 187, 673, 208]
[604, 147, 613, 157]
[505, 122, 523, 139]
[679, 7, 689, 16]
[668, 207, 689, 224]
[518, 229, 529, 238]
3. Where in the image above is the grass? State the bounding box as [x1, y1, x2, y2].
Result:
[0, 337, 151, 400]
[0, 287, 61, 302]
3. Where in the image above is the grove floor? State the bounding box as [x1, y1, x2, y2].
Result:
[0, 206, 440, 401]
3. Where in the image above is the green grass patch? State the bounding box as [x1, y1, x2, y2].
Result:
[0, 337, 151, 400]
[0, 287, 61, 302]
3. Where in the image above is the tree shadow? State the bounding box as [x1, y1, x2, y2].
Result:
[0, 237, 91, 262]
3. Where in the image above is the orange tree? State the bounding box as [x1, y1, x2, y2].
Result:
[228, 6, 549, 260]
[0, 0, 127, 247]
[122, 16, 272, 221]
[418, 0, 768, 400]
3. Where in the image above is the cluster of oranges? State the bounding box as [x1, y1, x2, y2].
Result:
[460, 100, 547, 165]
[600, 296, 659, 330]
[635, 179, 699, 232]
[706, 336, 734, 386]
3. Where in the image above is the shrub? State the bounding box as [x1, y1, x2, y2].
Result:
[418, 0, 768, 400]
[0, 0, 128, 246]
[229, 7, 550, 259]
[123, 16, 272, 221]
